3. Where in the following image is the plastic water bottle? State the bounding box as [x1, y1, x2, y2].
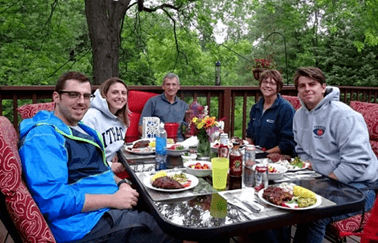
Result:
[155, 123, 167, 171]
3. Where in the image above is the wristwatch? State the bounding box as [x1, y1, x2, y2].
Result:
[117, 178, 133, 187]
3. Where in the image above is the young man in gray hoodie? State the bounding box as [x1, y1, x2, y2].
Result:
[292, 67, 378, 243]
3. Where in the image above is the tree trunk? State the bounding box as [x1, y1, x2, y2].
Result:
[85, 0, 131, 84]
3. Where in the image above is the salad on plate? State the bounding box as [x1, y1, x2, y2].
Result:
[275, 157, 310, 171]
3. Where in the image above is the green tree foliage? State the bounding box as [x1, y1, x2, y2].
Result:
[0, 0, 91, 86]
[317, 0, 378, 50]
[118, 7, 254, 86]
[316, 34, 378, 87]
[1, 0, 377, 88]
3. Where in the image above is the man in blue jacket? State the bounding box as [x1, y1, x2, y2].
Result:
[292, 67, 378, 243]
[19, 71, 180, 243]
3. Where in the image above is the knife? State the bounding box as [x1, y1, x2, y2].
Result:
[225, 193, 261, 213]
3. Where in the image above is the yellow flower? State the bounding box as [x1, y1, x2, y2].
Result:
[192, 117, 198, 123]
[197, 121, 204, 129]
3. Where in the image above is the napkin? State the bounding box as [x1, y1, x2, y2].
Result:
[176, 136, 199, 148]
[219, 188, 265, 219]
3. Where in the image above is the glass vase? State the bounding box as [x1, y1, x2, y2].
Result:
[197, 129, 211, 158]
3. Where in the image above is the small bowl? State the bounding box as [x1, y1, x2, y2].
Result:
[184, 161, 212, 177]
[181, 153, 197, 163]
[267, 163, 288, 180]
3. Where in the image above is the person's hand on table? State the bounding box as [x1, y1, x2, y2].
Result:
[246, 138, 253, 145]
[113, 184, 139, 209]
[328, 172, 338, 180]
[111, 162, 126, 173]
[306, 161, 313, 170]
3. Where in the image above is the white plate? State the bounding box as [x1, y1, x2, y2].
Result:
[144, 172, 199, 192]
[287, 162, 310, 172]
[257, 187, 322, 210]
[125, 145, 155, 155]
[275, 160, 310, 172]
[132, 138, 155, 144]
[167, 144, 188, 156]
[287, 161, 310, 172]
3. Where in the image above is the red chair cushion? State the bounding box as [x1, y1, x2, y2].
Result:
[370, 141, 378, 159]
[282, 95, 301, 110]
[128, 91, 158, 113]
[360, 197, 378, 243]
[17, 102, 55, 119]
[350, 101, 378, 141]
[350, 101, 378, 158]
[126, 112, 141, 139]
[327, 212, 372, 238]
[125, 91, 158, 141]
[0, 116, 56, 242]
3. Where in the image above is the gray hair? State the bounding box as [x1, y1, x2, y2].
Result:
[163, 73, 180, 85]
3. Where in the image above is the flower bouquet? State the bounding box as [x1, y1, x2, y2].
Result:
[187, 106, 222, 157]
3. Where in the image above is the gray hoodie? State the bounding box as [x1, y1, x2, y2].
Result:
[82, 89, 127, 164]
[293, 86, 378, 184]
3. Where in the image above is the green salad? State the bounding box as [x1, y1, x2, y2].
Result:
[290, 157, 304, 168]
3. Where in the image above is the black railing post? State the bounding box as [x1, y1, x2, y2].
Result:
[265, 31, 289, 85]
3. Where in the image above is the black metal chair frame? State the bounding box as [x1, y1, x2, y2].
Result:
[0, 192, 23, 243]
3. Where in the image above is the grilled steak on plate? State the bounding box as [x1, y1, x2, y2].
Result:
[263, 186, 293, 205]
[152, 176, 185, 189]
[133, 140, 150, 148]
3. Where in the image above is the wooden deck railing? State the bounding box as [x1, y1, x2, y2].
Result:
[1, 85, 378, 137]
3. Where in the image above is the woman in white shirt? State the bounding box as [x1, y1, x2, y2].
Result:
[82, 77, 129, 174]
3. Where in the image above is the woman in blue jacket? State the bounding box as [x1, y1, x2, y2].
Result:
[246, 69, 296, 157]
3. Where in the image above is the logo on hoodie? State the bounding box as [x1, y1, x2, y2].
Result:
[313, 126, 326, 138]
[102, 127, 124, 147]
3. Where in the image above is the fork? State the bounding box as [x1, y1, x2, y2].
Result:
[224, 192, 261, 213]
[254, 197, 268, 208]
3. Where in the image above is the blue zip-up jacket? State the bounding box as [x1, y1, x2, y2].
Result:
[246, 94, 296, 157]
[19, 111, 118, 243]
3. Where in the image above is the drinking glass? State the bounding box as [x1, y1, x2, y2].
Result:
[211, 157, 229, 190]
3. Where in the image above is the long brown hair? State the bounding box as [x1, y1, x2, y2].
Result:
[98, 77, 130, 127]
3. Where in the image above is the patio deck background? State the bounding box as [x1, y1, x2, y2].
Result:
[2, 85, 378, 138]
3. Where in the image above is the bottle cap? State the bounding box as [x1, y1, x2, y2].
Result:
[232, 141, 240, 149]
[246, 145, 255, 151]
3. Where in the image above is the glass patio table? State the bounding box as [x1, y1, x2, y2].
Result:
[118, 147, 365, 242]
